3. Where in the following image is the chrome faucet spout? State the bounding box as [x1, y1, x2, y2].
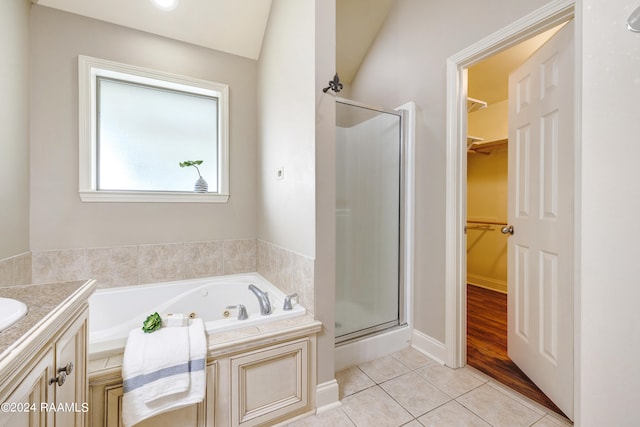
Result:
[248, 284, 272, 315]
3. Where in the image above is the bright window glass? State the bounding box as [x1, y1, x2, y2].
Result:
[78, 55, 229, 203]
[97, 78, 218, 192]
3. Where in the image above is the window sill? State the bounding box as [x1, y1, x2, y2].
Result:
[79, 191, 229, 203]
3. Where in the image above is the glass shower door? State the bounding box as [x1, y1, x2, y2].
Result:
[335, 99, 403, 343]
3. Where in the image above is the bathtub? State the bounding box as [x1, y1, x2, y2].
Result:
[88, 273, 306, 357]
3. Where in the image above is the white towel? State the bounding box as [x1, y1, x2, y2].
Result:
[121, 318, 207, 427]
[141, 324, 190, 402]
[163, 313, 189, 327]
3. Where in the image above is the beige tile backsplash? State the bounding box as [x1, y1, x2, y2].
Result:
[32, 249, 87, 284]
[138, 243, 185, 285]
[2, 238, 314, 314]
[26, 239, 256, 288]
[257, 239, 315, 314]
[222, 239, 256, 275]
[0, 252, 32, 287]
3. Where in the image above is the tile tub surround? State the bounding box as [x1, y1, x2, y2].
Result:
[257, 239, 314, 315]
[287, 347, 572, 427]
[0, 252, 32, 287]
[30, 238, 257, 288]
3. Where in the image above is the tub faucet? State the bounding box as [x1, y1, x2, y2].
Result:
[226, 304, 248, 320]
[283, 293, 298, 311]
[248, 284, 272, 315]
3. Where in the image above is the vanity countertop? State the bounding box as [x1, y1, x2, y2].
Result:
[0, 279, 97, 365]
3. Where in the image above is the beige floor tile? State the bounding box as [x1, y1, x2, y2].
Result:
[391, 347, 437, 370]
[457, 384, 544, 427]
[285, 408, 355, 427]
[336, 367, 375, 399]
[341, 386, 413, 427]
[400, 421, 422, 427]
[531, 415, 573, 426]
[358, 355, 411, 384]
[380, 373, 451, 417]
[415, 364, 485, 398]
[418, 401, 491, 427]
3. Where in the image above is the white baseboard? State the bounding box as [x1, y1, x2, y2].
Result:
[334, 326, 412, 371]
[316, 379, 341, 413]
[411, 329, 447, 365]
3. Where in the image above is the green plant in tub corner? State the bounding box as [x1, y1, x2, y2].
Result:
[179, 160, 204, 178]
[142, 312, 162, 333]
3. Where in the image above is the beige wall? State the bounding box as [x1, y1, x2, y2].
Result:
[29, 6, 258, 251]
[466, 147, 508, 293]
[0, 0, 30, 260]
[347, 0, 552, 343]
[467, 100, 508, 143]
[257, 0, 316, 258]
[467, 101, 508, 292]
[579, 0, 640, 423]
[314, 0, 337, 386]
[257, 0, 336, 386]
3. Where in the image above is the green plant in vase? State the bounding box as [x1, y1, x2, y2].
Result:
[179, 160, 208, 193]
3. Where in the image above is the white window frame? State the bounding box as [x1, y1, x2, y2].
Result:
[78, 55, 229, 203]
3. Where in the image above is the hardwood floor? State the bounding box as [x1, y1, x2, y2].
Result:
[466, 284, 566, 418]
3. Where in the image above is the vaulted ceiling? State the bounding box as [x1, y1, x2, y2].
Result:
[35, 0, 273, 60]
[34, 0, 392, 85]
[33, 0, 560, 104]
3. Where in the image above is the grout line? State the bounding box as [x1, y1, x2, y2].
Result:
[340, 349, 568, 427]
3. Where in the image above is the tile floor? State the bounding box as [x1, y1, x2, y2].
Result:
[286, 347, 572, 427]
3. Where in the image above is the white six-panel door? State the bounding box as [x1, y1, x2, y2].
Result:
[507, 20, 574, 419]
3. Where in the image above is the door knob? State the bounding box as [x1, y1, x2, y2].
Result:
[501, 225, 514, 235]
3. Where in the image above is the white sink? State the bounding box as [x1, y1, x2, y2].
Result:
[0, 298, 28, 332]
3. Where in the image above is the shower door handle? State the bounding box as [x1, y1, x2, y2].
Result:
[501, 225, 514, 235]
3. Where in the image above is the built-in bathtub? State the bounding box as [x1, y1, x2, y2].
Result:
[88, 272, 306, 358]
[87, 273, 320, 426]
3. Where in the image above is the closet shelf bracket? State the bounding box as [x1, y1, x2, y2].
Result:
[467, 97, 488, 113]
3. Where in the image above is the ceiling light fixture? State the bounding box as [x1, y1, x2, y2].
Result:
[150, 0, 179, 11]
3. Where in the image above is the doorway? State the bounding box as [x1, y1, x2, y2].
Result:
[464, 25, 566, 416]
[444, 0, 576, 420]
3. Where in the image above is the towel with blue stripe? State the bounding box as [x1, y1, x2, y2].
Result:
[121, 317, 207, 427]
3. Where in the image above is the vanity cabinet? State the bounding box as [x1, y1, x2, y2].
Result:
[0, 347, 54, 427]
[0, 305, 88, 427]
[52, 311, 88, 427]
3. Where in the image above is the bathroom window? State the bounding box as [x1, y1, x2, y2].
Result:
[78, 56, 229, 202]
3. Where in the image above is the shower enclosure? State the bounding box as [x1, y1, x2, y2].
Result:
[335, 99, 405, 344]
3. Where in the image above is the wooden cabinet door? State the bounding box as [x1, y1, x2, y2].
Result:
[0, 348, 55, 427]
[53, 311, 88, 427]
[230, 338, 310, 426]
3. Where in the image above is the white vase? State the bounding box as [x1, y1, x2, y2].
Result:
[194, 176, 208, 193]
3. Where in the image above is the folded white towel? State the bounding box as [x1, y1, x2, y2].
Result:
[121, 318, 207, 427]
[141, 324, 190, 402]
[163, 313, 189, 327]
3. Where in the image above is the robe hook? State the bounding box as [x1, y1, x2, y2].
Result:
[322, 73, 343, 93]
